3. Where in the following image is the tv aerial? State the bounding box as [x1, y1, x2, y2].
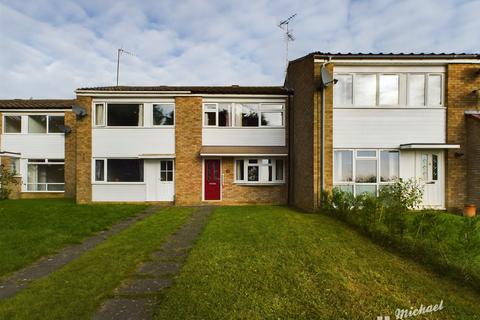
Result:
[278, 13, 297, 72]
[116, 48, 135, 86]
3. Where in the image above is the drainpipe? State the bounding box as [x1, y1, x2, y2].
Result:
[319, 57, 332, 209]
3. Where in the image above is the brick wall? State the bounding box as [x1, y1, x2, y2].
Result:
[466, 116, 480, 208]
[285, 56, 316, 211]
[174, 96, 203, 205]
[313, 62, 334, 208]
[64, 111, 76, 198]
[221, 158, 287, 205]
[74, 96, 93, 203]
[446, 64, 480, 211]
[285, 56, 334, 211]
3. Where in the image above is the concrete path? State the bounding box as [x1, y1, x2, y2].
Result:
[0, 205, 163, 300]
[94, 206, 213, 320]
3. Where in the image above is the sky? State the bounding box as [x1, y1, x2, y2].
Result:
[0, 0, 479, 99]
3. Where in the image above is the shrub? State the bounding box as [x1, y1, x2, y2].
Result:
[0, 165, 19, 200]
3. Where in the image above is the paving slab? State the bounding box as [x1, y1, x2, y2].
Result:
[94, 206, 213, 320]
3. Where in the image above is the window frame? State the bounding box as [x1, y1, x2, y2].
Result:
[94, 103, 145, 128]
[159, 159, 175, 182]
[152, 103, 175, 127]
[26, 158, 65, 192]
[234, 157, 285, 185]
[333, 149, 400, 196]
[202, 103, 285, 128]
[3, 115, 23, 134]
[334, 72, 444, 108]
[92, 158, 145, 184]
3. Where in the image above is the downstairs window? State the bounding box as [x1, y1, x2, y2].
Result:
[27, 159, 65, 191]
[94, 159, 144, 183]
[235, 158, 285, 184]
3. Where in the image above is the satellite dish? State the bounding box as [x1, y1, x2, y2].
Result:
[58, 125, 72, 134]
[320, 65, 338, 88]
[72, 105, 87, 119]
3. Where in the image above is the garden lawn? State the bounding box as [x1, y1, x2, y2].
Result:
[155, 206, 480, 320]
[0, 207, 193, 320]
[0, 199, 146, 279]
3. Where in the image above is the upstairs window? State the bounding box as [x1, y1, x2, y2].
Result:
[107, 104, 144, 126]
[237, 104, 259, 127]
[355, 74, 377, 105]
[48, 116, 65, 133]
[4, 116, 22, 133]
[333, 75, 353, 106]
[260, 104, 284, 127]
[379, 75, 399, 105]
[28, 115, 47, 133]
[335, 72, 443, 108]
[203, 103, 284, 127]
[153, 103, 175, 126]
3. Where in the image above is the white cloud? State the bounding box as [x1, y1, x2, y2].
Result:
[0, 0, 478, 98]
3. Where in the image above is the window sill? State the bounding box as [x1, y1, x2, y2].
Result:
[92, 182, 146, 185]
[93, 126, 175, 129]
[234, 182, 285, 186]
[333, 106, 445, 110]
[202, 126, 285, 129]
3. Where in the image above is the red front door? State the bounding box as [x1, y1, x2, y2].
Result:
[204, 159, 221, 200]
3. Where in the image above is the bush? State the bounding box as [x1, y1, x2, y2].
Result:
[0, 165, 19, 200]
[322, 179, 480, 291]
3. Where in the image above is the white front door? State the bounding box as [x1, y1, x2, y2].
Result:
[415, 150, 444, 208]
[157, 159, 175, 201]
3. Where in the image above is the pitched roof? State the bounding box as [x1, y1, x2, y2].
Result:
[0, 99, 74, 110]
[76, 85, 291, 95]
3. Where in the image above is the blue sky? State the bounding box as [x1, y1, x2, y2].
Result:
[0, 0, 479, 98]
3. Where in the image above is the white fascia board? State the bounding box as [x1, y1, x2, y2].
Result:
[200, 153, 288, 157]
[315, 58, 480, 65]
[77, 92, 289, 98]
[399, 144, 461, 149]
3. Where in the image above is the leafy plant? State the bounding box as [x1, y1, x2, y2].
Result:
[0, 164, 20, 200]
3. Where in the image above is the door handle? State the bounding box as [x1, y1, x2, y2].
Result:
[425, 181, 435, 184]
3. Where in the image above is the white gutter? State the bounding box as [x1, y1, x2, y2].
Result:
[76, 92, 289, 98]
[314, 58, 480, 65]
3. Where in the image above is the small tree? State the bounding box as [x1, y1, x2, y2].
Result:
[0, 164, 19, 200]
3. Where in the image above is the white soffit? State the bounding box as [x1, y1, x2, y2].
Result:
[399, 143, 461, 150]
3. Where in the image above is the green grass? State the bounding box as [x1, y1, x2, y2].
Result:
[154, 206, 480, 320]
[0, 199, 147, 279]
[0, 207, 193, 320]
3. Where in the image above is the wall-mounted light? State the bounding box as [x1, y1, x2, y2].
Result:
[455, 151, 465, 158]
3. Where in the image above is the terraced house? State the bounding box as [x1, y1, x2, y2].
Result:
[0, 52, 479, 211]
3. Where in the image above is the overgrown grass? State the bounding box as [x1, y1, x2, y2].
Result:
[0, 199, 147, 279]
[154, 206, 480, 320]
[0, 207, 193, 320]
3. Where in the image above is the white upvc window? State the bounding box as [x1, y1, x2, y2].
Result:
[333, 149, 399, 196]
[3, 114, 64, 134]
[27, 159, 65, 192]
[160, 160, 174, 182]
[94, 158, 144, 183]
[3, 115, 22, 133]
[94, 103, 144, 127]
[202, 103, 285, 128]
[153, 103, 175, 126]
[334, 72, 444, 108]
[234, 158, 285, 184]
